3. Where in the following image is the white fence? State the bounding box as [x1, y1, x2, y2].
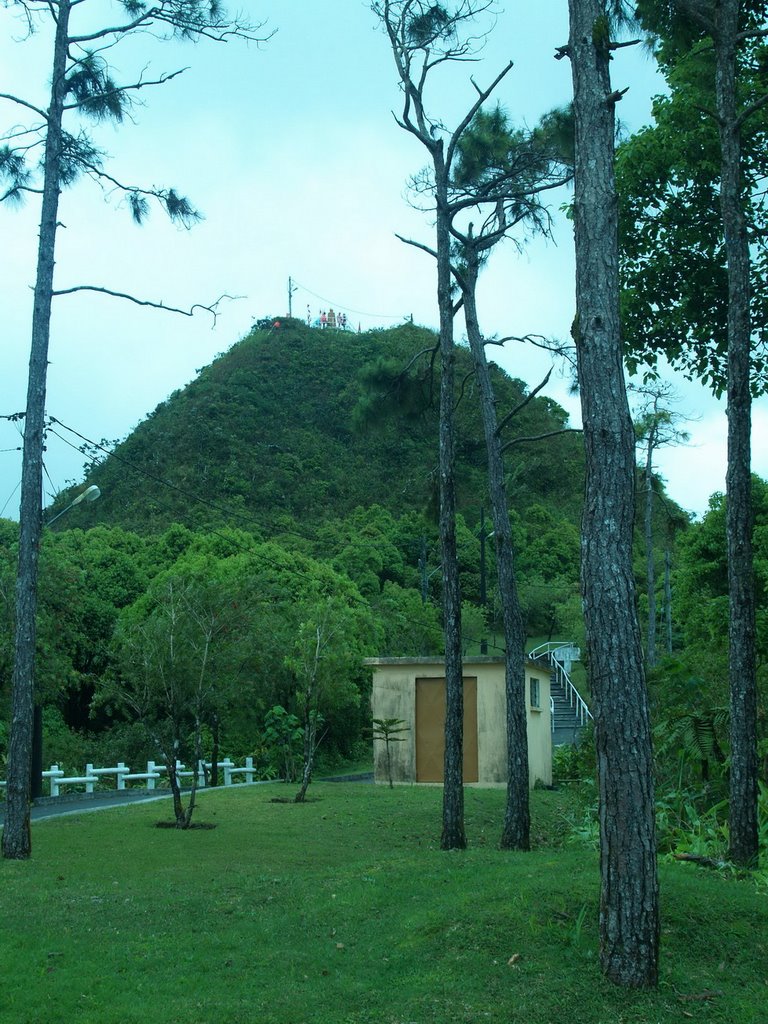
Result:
[0, 757, 263, 799]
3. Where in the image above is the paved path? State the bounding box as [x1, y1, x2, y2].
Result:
[2, 772, 374, 824]
[30, 789, 175, 821]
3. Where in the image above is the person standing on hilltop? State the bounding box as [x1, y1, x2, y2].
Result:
[327, 308, 337, 329]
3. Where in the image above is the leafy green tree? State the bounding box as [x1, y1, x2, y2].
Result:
[262, 706, 303, 783]
[285, 596, 378, 803]
[618, 3, 768, 394]
[109, 571, 246, 828]
[371, 581, 443, 656]
[674, 476, 768, 677]
[314, 506, 409, 597]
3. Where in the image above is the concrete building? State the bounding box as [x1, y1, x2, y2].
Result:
[367, 656, 552, 788]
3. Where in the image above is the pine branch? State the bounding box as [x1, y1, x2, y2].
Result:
[76, 157, 200, 225]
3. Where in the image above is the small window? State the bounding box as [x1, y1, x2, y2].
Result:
[529, 676, 540, 710]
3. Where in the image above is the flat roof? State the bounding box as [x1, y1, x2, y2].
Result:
[364, 656, 545, 667]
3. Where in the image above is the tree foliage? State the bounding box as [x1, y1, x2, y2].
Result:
[617, 4, 768, 395]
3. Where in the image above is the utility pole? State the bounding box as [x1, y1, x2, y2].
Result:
[287, 276, 298, 318]
[479, 506, 488, 654]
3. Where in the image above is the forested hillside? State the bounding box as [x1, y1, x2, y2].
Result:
[54, 319, 585, 538]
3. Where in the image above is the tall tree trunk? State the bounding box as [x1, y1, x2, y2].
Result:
[2, 0, 72, 861]
[210, 712, 220, 788]
[435, 164, 466, 851]
[644, 427, 657, 667]
[167, 758, 186, 827]
[462, 256, 530, 851]
[567, 0, 659, 986]
[294, 715, 316, 804]
[664, 545, 673, 655]
[715, 0, 758, 866]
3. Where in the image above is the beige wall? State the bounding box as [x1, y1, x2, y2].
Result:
[367, 657, 552, 788]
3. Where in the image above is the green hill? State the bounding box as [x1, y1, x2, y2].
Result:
[58, 319, 585, 538]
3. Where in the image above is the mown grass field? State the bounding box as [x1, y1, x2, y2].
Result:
[1, 783, 766, 1024]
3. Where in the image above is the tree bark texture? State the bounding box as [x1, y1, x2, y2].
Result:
[436, 162, 466, 851]
[567, 0, 659, 986]
[714, 0, 759, 866]
[461, 258, 530, 850]
[2, 0, 72, 860]
[644, 427, 657, 667]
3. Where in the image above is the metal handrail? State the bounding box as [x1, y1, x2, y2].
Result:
[529, 641, 592, 728]
[528, 641, 579, 663]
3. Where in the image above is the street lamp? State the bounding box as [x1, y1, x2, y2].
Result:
[46, 484, 101, 526]
[30, 485, 102, 798]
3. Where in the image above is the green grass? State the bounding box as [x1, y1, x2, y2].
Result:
[2, 784, 766, 1024]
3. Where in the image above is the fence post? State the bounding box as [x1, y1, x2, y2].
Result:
[146, 761, 157, 790]
[197, 760, 207, 788]
[49, 764, 61, 798]
[223, 759, 233, 786]
[244, 756, 254, 784]
[85, 764, 95, 794]
[116, 762, 127, 790]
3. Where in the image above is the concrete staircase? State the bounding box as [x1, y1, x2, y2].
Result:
[550, 673, 588, 746]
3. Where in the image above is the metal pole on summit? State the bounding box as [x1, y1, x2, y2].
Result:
[288, 277, 298, 317]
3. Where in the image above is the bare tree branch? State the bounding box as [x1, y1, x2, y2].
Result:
[0, 92, 48, 120]
[446, 60, 514, 168]
[394, 231, 438, 259]
[62, 66, 189, 112]
[495, 368, 552, 436]
[500, 427, 581, 452]
[488, 331, 577, 369]
[736, 91, 768, 130]
[50, 285, 240, 325]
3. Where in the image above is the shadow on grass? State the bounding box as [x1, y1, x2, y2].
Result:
[154, 821, 217, 829]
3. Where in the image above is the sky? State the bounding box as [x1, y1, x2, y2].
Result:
[1, 0, 765, 524]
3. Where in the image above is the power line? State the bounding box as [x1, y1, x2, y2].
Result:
[48, 417, 265, 530]
[291, 278, 407, 321]
[0, 481, 20, 519]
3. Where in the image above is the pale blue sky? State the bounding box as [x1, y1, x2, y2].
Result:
[1, 1, 764, 521]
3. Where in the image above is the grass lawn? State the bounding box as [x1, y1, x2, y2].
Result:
[1, 783, 766, 1024]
